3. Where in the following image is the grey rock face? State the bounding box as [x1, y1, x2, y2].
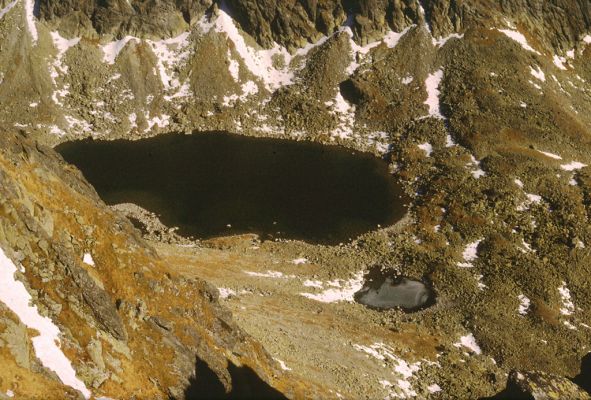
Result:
[38, 0, 213, 39]
[37, 0, 591, 53]
[224, 0, 346, 50]
[500, 0, 591, 51]
[57, 246, 127, 341]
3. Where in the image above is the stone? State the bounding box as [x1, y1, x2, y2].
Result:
[488, 370, 591, 400]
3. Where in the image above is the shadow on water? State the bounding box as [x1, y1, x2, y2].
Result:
[184, 359, 286, 400]
[56, 132, 408, 245]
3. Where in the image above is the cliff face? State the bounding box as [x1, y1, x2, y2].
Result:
[38, 0, 213, 39]
[0, 130, 329, 399]
[36, 0, 591, 51]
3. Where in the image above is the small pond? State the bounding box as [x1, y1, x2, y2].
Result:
[355, 266, 435, 312]
[56, 132, 408, 245]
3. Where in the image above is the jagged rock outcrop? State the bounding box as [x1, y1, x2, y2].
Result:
[38, 0, 213, 39]
[36, 0, 591, 54]
[223, 0, 346, 50]
[499, 0, 591, 51]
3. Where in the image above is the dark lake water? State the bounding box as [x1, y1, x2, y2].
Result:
[56, 132, 408, 245]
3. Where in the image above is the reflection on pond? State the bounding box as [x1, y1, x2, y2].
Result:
[355, 266, 435, 312]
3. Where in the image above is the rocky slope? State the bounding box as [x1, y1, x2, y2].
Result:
[0, 131, 331, 398]
[1, 0, 591, 398]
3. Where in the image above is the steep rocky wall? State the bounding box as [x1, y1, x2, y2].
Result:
[37, 0, 591, 52]
[38, 0, 213, 39]
[499, 0, 591, 50]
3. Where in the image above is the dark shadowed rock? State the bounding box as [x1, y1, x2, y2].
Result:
[483, 370, 591, 400]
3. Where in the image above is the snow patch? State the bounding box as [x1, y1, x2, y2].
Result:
[467, 155, 485, 179]
[401, 76, 413, 85]
[329, 92, 356, 139]
[458, 239, 481, 268]
[517, 294, 530, 315]
[300, 271, 364, 303]
[218, 287, 236, 299]
[564, 320, 577, 330]
[24, 0, 38, 44]
[530, 66, 545, 82]
[228, 51, 240, 81]
[526, 193, 542, 203]
[101, 36, 138, 64]
[560, 161, 587, 171]
[367, 131, 390, 154]
[445, 134, 456, 147]
[353, 342, 421, 398]
[418, 142, 433, 157]
[164, 80, 192, 101]
[204, 9, 296, 91]
[302, 280, 324, 288]
[498, 29, 540, 54]
[292, 258, 308, 265]
[424, 69, 444, 118]
[432, 33, 464, 47]
[0, 247, 91, 398]
[553, 55, 568, 70]
[427, 384, 442, 393]
[146, 32, 191, 89]
[528, 80, 542, 90]
[223, 80, 259, 106]
[342, 28, 381, 74]
[145, 112, 170, 131]
[202, 9, 410, 92]
[128, 113, 137, 129]
[50, 32, 80, 62]
[537, 150, 562, 160]
[245, 270, 293, 279]
[82, 253, 94, 267]
[454, 333, 482, 355]
[49, 31, 80, 90]
[558, 282, 574, 316]
[48, 125, 66, 136]
[0, 0, 17, 20]
[520, 240, 534, 253]
[476, 275, 487, 290]
[514, 178, 524, 188]
[275, 359, 291, 371]
[383, 27, 411, 48]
